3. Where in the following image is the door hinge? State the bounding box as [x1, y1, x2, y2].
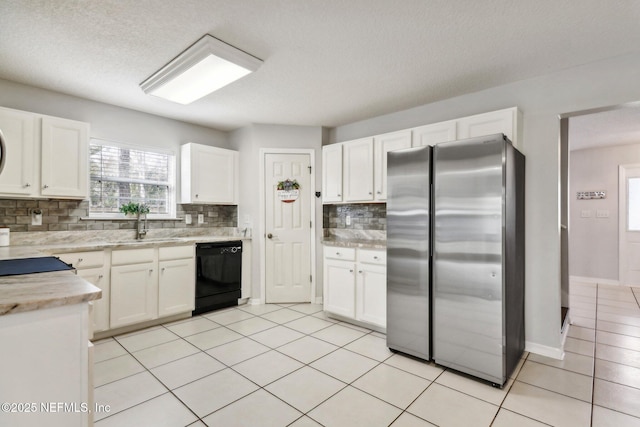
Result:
[308, 165, 312, 174]
[310, 221, 312, 228]
[310, 275, 312, 283]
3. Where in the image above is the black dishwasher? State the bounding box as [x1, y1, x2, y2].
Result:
[193, 241, 242, 315]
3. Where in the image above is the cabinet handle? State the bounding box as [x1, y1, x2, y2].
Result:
[43, 184, 49, 189]
[349, 269, 354, 273]
[195, 194, 199, 198]
[376, 191, 382, 195]
[337, 193, 341, 197]
[373, 256, 378, 260]
[78, 258, 83, 263]
[335, 252, 341, 256]
[358, 270, 363, 274]
[161, 267, 165, 273]
[98, 275, 103, 279]
[24, 183, 31, 188]
[149, 269, 153, 273]
[368, 192, 372, 195]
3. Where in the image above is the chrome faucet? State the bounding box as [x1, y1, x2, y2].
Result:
[136, 213, 148, 240]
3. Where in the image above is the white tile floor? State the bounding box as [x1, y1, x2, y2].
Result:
[93, 282, 640, 426]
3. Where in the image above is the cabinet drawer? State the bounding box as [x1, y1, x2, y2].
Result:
[324, 246, 356, 261]
[55, 251, 104, 269]
[111, 248, 154, 265]
[359, 249, 386, 265]
[159, 245, 194, 261]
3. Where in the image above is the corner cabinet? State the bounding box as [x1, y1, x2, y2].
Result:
[0, 106, 89, 199]
[181, 143, 239, 204]
[322, 143, 343, 203]
[323, 245, 387, 330]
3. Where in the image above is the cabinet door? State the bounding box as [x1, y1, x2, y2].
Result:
[41, 116, 89, 199]
[412, 121, 457, 147]
[356, 263, 387, 328]
[322, 144, 343, 203]
[343, 137, 374, 202]
[323, 259, 356, 318]
[78, 267, 110, 333]
[456, 108, 516, 143]
[182, 143, 238, 204]
[158, 257, 195, 317]
[374, 130, 411, 201]
[0, 107, 37, 196]
[110, 262, 157, 328]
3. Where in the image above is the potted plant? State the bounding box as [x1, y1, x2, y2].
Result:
[119, 202, 150, 216]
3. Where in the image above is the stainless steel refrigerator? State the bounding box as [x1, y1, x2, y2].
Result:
[387, 134, 524, 386]
[386, 145, 432, 360]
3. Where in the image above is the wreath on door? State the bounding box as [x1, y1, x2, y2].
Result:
[277, 179, 300, 203]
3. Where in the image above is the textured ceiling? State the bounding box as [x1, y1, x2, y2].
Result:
[1, 1, 640, 132]
[570, 106, 640, 151]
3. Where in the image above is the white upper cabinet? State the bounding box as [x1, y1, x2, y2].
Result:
[0, 107, 89, 199]
[181, 143, 239, 204]
[343, 137, 374, 202]
[0, 107, 37, 196]
[412, 120, 457, 147]
[456, 107, 521, 147]
[321, 107, 521, 205]
[374, 130, 412, 201]
[322, 143, 343, 203]
[41, 116, 89, 198]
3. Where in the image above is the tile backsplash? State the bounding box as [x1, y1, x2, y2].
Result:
[0, 199, 237, 232]
[323, 203, 386, 230]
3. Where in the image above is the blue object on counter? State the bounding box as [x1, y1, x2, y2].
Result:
[0, 257, 74, 277]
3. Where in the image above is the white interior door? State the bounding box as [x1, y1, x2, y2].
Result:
[265, 153, 312, 303]
[619, 164, 640, 285]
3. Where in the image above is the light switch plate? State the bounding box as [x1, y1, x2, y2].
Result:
[581, 210, 591, 218]
[596, 209, 609, 218]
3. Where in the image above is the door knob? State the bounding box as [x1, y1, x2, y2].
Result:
[267, 233, 273, 239]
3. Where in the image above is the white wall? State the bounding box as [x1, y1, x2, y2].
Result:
[0, 79, 230, 151]
[330, 51, 640, 358]
[569, 143, 640, 283]
[229, 124, 324, 301]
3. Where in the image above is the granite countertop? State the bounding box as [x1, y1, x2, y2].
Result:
[322, 238, 386, 249]
[0, 270, 101, 316]
[36, 235, 250, 255]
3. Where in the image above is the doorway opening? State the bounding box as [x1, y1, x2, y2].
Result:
[561, 102, 640, 329]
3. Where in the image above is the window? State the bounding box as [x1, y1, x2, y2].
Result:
[89, 140, 176, 218]
[629, 177, 640, 231]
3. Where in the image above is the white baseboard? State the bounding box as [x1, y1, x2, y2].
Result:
[525, 341, 565, 360]
[249, 298, 262, 305]
[570, 275, 620, 286]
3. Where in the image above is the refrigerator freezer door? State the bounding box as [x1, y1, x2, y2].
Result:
[386, 146, 431, 360]
[433, 135, 505, 384]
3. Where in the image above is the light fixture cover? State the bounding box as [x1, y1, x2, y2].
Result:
[140, 35, 262, 104]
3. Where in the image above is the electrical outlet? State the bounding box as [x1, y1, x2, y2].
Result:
[346, 215, 351, 226]
[198, 214, 204, 224]
[32, 212, 42, 226]
[185, 214, 192, 224]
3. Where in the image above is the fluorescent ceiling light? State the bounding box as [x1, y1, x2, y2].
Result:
[140, 35, 262, 104]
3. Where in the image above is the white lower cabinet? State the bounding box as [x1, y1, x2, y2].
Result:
[110, 261, 158, 328]
[55, 250, 110, 334]
[323, 246, 386, 329]
[59, 244, 197, 333]
[110, 245, 195, 329]
[158, 246, 195, 317]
